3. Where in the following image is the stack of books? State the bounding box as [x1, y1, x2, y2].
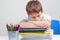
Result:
[19, 28, 47, 34]
[19, 27, 52, 40]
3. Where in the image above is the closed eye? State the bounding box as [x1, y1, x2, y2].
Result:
[32, 17, 36, 18]
[37, 15, 40, 17]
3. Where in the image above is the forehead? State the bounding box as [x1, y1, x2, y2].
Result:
[28, 12, 41, 17]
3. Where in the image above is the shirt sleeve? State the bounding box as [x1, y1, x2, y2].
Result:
[41, 14, 51, 21]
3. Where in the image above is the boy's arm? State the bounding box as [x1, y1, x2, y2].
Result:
[20, 19, 37, 28]
[29, 20, 50, 29]
[29, 14, 51, 29]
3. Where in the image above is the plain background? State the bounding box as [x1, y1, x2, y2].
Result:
[0, 0, 60, 35]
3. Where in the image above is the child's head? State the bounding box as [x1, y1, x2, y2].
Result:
[26, 0, 43, 21]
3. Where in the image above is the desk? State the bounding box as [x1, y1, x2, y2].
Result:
[0, 35, 60, 40]
[0, 35, 23, 40]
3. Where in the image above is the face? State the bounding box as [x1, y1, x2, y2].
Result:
[28, 12, 42, 21]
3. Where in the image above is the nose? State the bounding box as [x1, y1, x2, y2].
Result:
[34, 18, 39, 21]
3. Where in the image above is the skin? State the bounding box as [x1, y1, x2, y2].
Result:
[20, 12, 50, 29]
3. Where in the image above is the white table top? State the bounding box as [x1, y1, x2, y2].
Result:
[0, 35, 60, 40]
[0, 35, 23, 40]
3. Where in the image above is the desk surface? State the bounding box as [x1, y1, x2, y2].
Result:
[0, 35, 60, 40]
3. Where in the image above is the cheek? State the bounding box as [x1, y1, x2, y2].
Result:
[30, 18, 36, 21]
[30, 18, 35, 21]
[37, 17, 41, 20]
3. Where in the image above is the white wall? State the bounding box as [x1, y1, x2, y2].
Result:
[0, 0, 60, 35]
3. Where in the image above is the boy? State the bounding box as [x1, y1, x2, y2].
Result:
[20, 0, 51, 29]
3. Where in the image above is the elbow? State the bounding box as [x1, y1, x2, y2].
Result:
[46, 22, 51, 29]
[19, 22, 25, 28]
